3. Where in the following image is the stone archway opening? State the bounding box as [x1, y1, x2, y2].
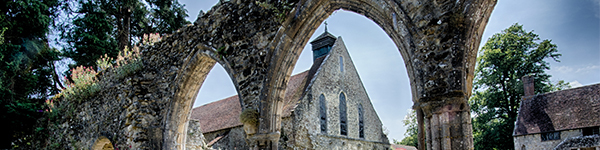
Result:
[291, 10, 413, 143]
[273, 0, 495, 149]
[44, 0, 495, 149]
[160, 45, 245, 149]
[186, 62, 245, 149]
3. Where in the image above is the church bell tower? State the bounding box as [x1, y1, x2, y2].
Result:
[309, 22, 337, 61]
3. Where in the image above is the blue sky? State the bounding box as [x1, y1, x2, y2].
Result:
[179, 0, 600, 141]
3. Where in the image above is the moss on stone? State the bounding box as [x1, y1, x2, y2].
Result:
[240, 108, 259, 125]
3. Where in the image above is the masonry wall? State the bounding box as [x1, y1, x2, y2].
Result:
[210, 127, 248, 150]
[514, 129, 580, 150]
[36, 0, 499, 148]
[280, 38, 389, 149]
[186, 120, 206, 150]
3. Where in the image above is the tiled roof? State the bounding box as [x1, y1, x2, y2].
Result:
[513, 83, 600, 136]
[191, 68, 320, 133]
[281, 71, 309, 117]
[190, 95, 242, 133]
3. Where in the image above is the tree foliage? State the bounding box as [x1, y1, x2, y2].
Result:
[0, 0, 62, 148]
[62, 0, 189, 69]
[396, 109, 418, 147]
[0, 0, 190, 148]
[469, 23, 565, 150]
[62, 0, 119, 68]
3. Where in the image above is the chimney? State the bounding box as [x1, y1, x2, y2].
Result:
[522, 75, 534, 97]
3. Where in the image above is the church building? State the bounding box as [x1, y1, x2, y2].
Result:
[188, 29, 391, 149]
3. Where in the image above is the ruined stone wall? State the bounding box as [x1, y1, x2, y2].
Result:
[210, 127, 248, 150]
[203, 128, 233, 144]
[514, 129, 581, 150]
[44, 59, 189, 149]
[41, 0, 497, 149]
[186, 120, 206, 150]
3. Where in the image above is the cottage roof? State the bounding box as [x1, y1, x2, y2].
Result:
[513, 83, 600, 136]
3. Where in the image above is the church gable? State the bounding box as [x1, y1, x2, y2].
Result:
[303, 36, 388, 143]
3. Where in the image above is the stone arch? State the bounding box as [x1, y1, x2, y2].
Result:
[268, 0, 496, 149]
[48, 0, 495, 149]
[92, 136, 114, 150]
[155, 43, 241, 149]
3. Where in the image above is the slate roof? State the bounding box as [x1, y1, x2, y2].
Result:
[513, 83, 600, 136]
[309, 31, 336, 44]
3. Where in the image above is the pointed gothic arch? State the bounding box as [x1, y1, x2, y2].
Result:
[48, 0, 496, 149]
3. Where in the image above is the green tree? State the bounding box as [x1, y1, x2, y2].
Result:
[469, 23, 565, 150]
[62, 0, 189, 69]
[0, 0, 62, 148]
[146, 0, 189, 34]
[396, 109, 418, 147]
[62, 0, 119, 68]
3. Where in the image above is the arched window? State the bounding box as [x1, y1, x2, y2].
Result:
[339, 56, 344, 72]
[319, 94, 327, 133]
[339, 92, 347, 136]
[358, 103, 364, 138]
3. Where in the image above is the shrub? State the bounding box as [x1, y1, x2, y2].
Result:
[61, 66, 100, 101]
[96, 54, 113, 72]
[141, 33, 161, 46]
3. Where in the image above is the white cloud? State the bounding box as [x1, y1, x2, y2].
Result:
[553, 65, 600, 74]
[575, 65, 600, 73]
[554, 66, 575, 74]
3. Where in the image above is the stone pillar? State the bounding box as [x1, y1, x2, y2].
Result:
[419, 97, 473, 150]
[417, 108, 426, 150]
[246, 132, 280, 150]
